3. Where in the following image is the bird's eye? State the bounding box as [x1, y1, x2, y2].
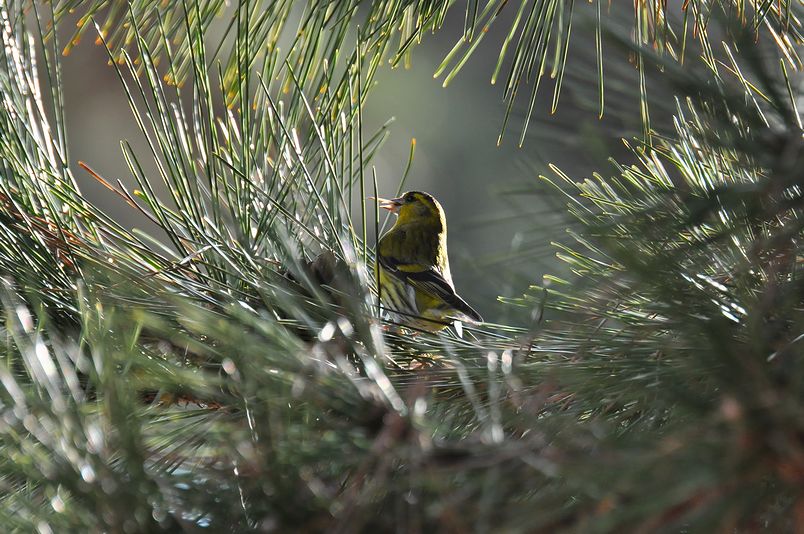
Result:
[404, 193, 415, 202]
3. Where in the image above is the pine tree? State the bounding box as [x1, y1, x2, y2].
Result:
[0, 1, 801, 531]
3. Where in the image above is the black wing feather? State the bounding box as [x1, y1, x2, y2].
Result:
[378, 254, 483, 322]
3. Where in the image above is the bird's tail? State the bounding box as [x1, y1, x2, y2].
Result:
[452, 297, 483, 324]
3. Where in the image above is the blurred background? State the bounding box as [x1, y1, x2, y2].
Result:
[58, 2, 644, 323]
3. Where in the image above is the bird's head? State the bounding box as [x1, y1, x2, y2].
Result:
[376, 191, 445, 228]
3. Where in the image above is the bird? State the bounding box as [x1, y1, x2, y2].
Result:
[374, 191, 482, 332]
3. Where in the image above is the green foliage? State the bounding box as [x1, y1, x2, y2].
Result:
[509, 34, 803, 530]
[0, 0, 802, 531]
[53, 0, 803, 142]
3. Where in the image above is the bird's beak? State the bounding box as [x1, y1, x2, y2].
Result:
[369, 196, 403, 213]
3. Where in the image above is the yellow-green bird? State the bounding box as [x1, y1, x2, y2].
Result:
[375, 191, 482, 332]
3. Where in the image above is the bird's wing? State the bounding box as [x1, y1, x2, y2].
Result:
[378, 255, 483, 323]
